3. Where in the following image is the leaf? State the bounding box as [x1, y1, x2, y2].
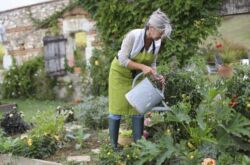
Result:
[156, 136, 176, 165]
[196, 106, 206, 130]
[223, 113, 250, 138]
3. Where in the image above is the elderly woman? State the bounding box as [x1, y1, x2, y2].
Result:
[108, 9, 172, 150]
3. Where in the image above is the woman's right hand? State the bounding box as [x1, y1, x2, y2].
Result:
[141, 65, 154, 75]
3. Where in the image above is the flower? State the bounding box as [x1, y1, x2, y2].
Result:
[9, 113, 13, 118]
[215, 43, 222, 49]
[144, 118, 151, 126]
[54, 135, 60, 141]
[27, 138, 32, 146]
[143, 130, 149, 139]
[20, 134, 28, 140]
[202, 158, 216, 165]
[95, 60, 99, 66]
[247, 103, 250, 108]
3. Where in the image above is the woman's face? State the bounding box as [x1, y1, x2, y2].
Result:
[148, 26, 164, 40]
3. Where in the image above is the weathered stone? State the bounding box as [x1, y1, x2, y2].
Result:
[67, 155, 91, 162]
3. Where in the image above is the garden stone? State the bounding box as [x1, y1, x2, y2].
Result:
[0, 154, 62, 165]
[91, 148, 100, 154]
[67, 155, 91, 162]
[64, 123, 82, 132]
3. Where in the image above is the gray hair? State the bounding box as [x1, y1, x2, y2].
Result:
[147, 9, 172, 39]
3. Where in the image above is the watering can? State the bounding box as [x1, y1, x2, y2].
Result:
[125, 72, 170, 114]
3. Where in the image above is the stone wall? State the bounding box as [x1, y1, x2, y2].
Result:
[0, 0, 97, 65]
[221, 0, 250, 15]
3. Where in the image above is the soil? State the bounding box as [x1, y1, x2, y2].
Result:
[45, 130, 106, 164]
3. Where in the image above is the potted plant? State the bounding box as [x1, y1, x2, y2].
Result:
[118, 129, 133, 146]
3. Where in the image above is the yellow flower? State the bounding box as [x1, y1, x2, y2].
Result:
[107, 152, 111, 155]
[54, 135, 60, 141]
[247, 103, 250, 108]
[95, 60, 99, 66]
[189, 155, 194, 160]
[20, 134, 28, 140]
[126, 154, 130, 158]
[27, 138, 32, 146]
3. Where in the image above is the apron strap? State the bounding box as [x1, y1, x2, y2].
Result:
[131, 28, 155, 78]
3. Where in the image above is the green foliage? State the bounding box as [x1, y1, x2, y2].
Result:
[79, 0, 222, 95]
[74, 96, 109, 129]
[28, 0, 80, 35]
[0, 110, 63, 159]
[201, 37, 248, 64]
[89, 48, 114, 96]
[29, 110, 64, 137]
[11, 135, 58, 159]
[56, 105, 75, 123]
[0, 44, 4, 68]
[99, 63, 250, 164]
[1, 56, 57, 100]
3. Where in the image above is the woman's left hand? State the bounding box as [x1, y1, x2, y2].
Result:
[153, 74, 165, 86]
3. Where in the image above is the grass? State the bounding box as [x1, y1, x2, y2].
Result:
[0, 99, 68, 122]
[218, 14, 250, 49]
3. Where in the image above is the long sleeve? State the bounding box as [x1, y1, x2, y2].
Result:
[117, 32, 135, 67]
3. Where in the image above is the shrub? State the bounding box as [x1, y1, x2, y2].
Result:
[1, 56, 57, 100]
[56, 105, 75, 123]
[29, 110, 64, 137]
[74, 96, 109, 129]
[11, 135, 58, 159]
[0, 110, 29, 135]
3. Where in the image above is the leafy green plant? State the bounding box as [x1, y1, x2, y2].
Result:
[11, 135, 58, 159]
[98, 63, 250, 164]
[1, 56, 57, 100]
[56, 105, 75, 123]
[0, 44, 4, 68]
[74, 96, 109, 129]
[29, 109, 64, 137]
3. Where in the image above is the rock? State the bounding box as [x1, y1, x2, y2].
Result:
[67, 155, 91, 162]
[91, 148, 100, 154]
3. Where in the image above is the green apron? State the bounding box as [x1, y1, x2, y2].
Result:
[109, 51, 155, 115]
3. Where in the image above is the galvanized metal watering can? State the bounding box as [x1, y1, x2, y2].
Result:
[125, 72, 170, 114]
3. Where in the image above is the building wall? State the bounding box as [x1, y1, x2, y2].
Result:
[221, 0, 250, 15]
[0, 0, 97, 65]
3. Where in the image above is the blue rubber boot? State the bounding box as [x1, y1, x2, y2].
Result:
[108, 118, 120, 150]
[132, 115, 144, 142]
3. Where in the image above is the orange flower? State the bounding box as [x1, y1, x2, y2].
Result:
[202, 158, 216, 165]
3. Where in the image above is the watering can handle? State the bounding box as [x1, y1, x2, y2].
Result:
[132, 72, 165, 94]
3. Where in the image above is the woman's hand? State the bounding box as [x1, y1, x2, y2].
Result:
[153, 74, 165, 86]
[141, 65, 154, 75]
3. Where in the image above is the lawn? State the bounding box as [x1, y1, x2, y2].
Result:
[219, 14, 250, 49]
[0, 99, 67, 122]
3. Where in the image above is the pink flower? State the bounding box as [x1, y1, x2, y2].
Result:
[144, 118, 151, 126]
[143, 130, 149, 139]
